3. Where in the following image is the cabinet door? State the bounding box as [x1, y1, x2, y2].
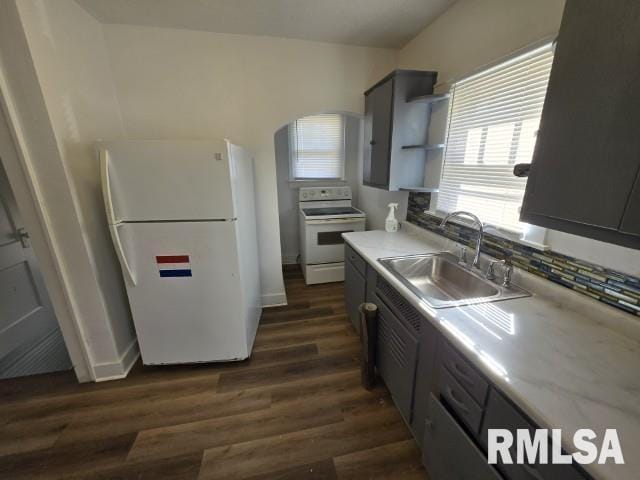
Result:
[411, 319, 439, 445]
[376, 300, 418, 422]
[365, 263, 377, 304]
[481, 389, 587, 480]
[345, 257, 366, 333]
[522, 0, 640, 230]
[363, 92, 374, 185]
[423, 394, 502, 480]
[369, 79, 393, 187]
[620, 174, 640, 236]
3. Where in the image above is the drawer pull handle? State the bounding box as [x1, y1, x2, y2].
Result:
[452, 362, 475, 387]
[446, 386, 470, 414]
[522, 464, 544, 480]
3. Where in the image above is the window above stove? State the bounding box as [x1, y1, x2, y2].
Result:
[289, 113, 346, 181]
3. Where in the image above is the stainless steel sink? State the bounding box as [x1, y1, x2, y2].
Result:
[378, 252, 530, 309]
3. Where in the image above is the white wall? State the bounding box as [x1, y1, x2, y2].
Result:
[275, 114, 362, 264]
[358, 187, 409, 232]
[395, 0, 640, 276]
[399, 0, 565, 84]
[100, 24, 397, 303]
[14, 0, 138, 377]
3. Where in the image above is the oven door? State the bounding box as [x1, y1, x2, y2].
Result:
[303, 217, 365, 265]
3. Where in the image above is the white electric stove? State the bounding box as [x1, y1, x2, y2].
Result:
[299, 186, 366, 284]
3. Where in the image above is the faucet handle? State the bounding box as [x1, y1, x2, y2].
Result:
[458, 247, 468, 265]
[502, 263, 513, 287]
[485, 259, 503, 281]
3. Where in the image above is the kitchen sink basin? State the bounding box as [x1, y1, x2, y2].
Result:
[378, 252, 530, 309]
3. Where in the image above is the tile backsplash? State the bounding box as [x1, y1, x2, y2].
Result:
[406, 192, 640, 317]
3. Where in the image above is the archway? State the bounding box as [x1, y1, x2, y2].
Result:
[273, 111, 363, 267]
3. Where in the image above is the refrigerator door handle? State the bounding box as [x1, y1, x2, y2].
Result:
[100, 148, 118, 224]
[109, 223, 136, 286]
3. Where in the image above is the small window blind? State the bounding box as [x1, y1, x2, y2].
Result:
[438, 44, 554, 233]
[289, 114, 345, 180]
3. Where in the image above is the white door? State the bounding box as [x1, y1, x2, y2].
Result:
[100, 140, 236, 222]
[0, 161, 70, 378]
[118, 220, 248, 364]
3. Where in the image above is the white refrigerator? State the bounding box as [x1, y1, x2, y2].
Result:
[99, 140, 262, 365]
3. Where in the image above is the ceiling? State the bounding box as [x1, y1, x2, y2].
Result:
[75, 0, 456, 49]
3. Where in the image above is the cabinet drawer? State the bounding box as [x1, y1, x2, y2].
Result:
[438, 367, 483, 433]
[423, 394, 503, 480]
[376, 299, 418, 423]
[441, 340, 489, 405]
[481, 389, 588, 480]
[345, 243, 366, 276]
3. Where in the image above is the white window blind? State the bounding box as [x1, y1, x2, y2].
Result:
[438, 44, 554, 233]
[289, 114, 345, 180]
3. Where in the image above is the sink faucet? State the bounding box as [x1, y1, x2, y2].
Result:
[439, 211, 484, 270]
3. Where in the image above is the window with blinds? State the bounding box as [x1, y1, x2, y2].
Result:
[289, 113, 345, 180]
[438, 44, 554, 233]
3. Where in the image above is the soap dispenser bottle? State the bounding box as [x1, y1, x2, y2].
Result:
[385, 203, 399, 232]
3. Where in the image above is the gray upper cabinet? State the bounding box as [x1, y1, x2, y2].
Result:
[521, 0, 640, 249]
[620, 176, 640, 236]
[363, 70, 438, 191]
[366, 80, 393, 187]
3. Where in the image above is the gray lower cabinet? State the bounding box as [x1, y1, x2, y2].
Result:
[439, 340, 489, 406]
[410, 317, 439, 445]
[344, 245, 366, 332]
[437, 366, 484, 434]
[342, 249, 589, 480]
[365, 263, 377, 304]
[481, 390, 588, 480]
[423, 394, 503, 480]
[375, 299, 418, 423]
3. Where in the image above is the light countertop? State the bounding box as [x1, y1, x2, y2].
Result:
[343, 224, 640, 480]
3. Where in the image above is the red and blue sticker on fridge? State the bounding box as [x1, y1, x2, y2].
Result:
[156, 255, 192, 277]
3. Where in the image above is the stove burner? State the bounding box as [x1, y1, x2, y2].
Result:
[302, 207, 361, 216]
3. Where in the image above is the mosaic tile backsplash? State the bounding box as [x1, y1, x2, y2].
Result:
[406, 192, 640, 317]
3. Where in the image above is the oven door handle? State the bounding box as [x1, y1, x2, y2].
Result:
[305, 218, 366, 225]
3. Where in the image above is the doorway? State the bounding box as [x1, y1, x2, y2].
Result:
[0, 158, 72, 379]
[274, 112, 363, 266]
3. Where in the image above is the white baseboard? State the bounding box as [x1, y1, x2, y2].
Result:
[281, 253, 299, 265]
[261, 292, 287, 307]
[92, 339, 140, 382]
[120, 339, 140, 375]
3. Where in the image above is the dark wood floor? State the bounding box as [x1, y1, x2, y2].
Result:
[0, 266, 426, 479]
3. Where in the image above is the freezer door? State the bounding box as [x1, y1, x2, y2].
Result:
[99, 140, 235, 222]
[118, 221, 248, 364]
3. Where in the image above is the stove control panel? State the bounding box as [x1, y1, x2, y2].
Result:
[299, 186, 351, 201]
